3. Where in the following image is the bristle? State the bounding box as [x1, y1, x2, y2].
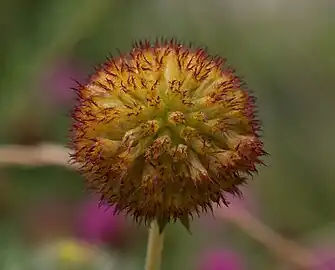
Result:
[69, 38, 265, 231]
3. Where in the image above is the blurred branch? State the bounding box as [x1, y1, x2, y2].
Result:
[303, 221, 335, 244]
[0, 143, 323, 268]
[0, 143, 75, 169]
[216, 207, 321, 269]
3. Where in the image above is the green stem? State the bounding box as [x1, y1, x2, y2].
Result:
[144, 220, 165, 270]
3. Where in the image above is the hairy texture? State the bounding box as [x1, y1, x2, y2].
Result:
[70, 39, 265, 231]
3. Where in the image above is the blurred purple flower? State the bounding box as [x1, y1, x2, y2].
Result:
[40, 60, 86, 105]
[198, 249, 245, 270]
[76, 196, 129, 247]
[314, 247, 335, 269]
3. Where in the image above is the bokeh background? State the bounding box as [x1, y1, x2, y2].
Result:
[1, 0, 335, 269]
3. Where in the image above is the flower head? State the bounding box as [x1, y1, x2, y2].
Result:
[70, 39, 265, 231]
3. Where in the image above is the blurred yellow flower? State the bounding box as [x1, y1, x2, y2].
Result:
[58, 239, 91, 263]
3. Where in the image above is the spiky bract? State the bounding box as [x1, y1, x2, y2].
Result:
[70, 39, 265, 231]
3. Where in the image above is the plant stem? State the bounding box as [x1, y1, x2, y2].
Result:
[145, 220, 165, 270]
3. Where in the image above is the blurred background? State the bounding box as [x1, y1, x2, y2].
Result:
[0, 0, 334, 269]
